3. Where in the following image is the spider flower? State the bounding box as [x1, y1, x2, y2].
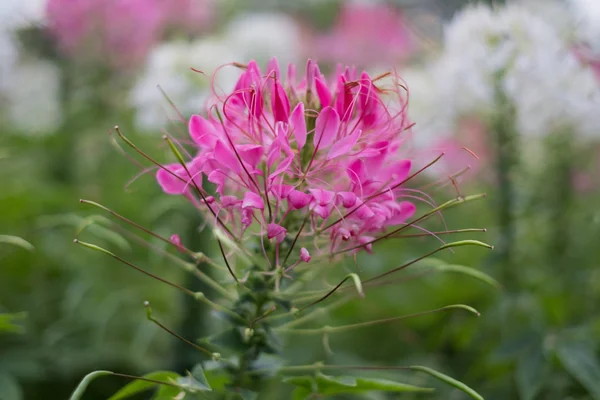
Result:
[157, 59, 420, 262]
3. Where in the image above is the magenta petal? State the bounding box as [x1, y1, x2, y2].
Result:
[288, 190, 312, 209]
[237, 144, 264, 168]
[358, 236, 375, 253]
[242, 191, 264, 210]
[308, 188, 335, 206]
[315, 76, 332, 107]
[207, 170, 227, 194]
[314, 106, 340, 149]
[189, 114, 217, 148]
[270, 184, 294, 199]
[347, 159, 366, 184]
[311, 203, 331, 219]
[387, 159, 412, 185]
[157, 164, 187, 195]
[214, 140, 240, 173]
[272, 82, 290, 123]
[327, 129, 361, 160]
[267, 223, 287, 243]
[337, 191, 357, 208]
[306, 59, 315, 90]
[290, 102, 307, 150]
[390, 201, 416, 224]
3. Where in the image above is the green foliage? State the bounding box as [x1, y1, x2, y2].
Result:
[107, 371, 180, 400]
[284, 373, 433, 398]
[0, 313, 26, 334]
[555, 341, 600, 399]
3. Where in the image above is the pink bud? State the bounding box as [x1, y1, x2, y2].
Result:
[267, 223, 287, 243]
[300, 247, 311, 262]
[306, 59, 315, 90]
[170, 234, 185, 253]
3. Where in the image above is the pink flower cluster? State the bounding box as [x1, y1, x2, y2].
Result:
[309, 3, 414, 68]
[157, 59, 418, 262]
[45, 0, 214, 68]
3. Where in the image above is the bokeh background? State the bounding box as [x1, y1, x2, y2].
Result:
[1, 0, 600, 399]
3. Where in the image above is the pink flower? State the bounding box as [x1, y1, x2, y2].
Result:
[307, 3, 414, 68]
[156, 58, 422, 262]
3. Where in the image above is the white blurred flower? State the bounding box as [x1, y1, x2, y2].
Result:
[225, 12, 301, 67]
[412, 3, 600, 142]
[130, 39, 240, 132]
[130, 12, 302, 132]
[570, 0, 600, 51]
[4, 59, 62, 135]
[0, 0, 46, 30]
[1, 0, 61, 136]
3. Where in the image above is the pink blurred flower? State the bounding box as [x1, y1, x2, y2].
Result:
[573, 44, 600, 82]
[424, 118, 490, 184]
[45, 0, 214, 69]
[309, 3, 414, 68]
[157, 58, 422, 261]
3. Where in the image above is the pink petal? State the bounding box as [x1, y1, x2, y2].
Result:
[221, 195, 241, 207]
[288, 190, 312, 209]
[313, 106, 340, 149]
[214, 140, 241, 173]
[156, 164, 187, 195]
[189, 114, 218, 149]
[337, 192, 357, 208]
[347, 159, 366, 185]
[386, 159, 412, 185]
[305, 59, 315, 90]
[327, 129, 361, 160]
[311, 203, 331, 219]
[242, 191, 264, 210]
[272, 82, 290, 123]
[358, 235, 375, 253]
[207, 169, 226, 194]
[237, 144, 264, 168]
[308, 188, 335, 206]
[300, 247, 311, 262]
[290, 102, 307, 150]
[241, 208, 254, 229]
[267, 223, 287, 243]
[315, 76, 332, 107]
[270, 184, 294, 199]
[389, 201, 416, 224]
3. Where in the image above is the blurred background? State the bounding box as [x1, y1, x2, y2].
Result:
[1, 0, 600, 399]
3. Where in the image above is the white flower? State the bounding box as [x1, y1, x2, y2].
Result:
[570, 0, 600, 51]
[225, 12, 301, 67]
[130, 12, 302, 132]
[130, 39, 240, 132]
[4, 59, 62, 135]
[412, 3, 600, 142]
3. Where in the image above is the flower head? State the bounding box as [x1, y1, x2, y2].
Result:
[157, 58, 419, 263]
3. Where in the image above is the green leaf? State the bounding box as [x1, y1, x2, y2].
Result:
[0, 313, 27, 334]
[409, 366, 484, 400]
[0, 235, 34, 252]
[76, 215, 131, 251]
[422, 262, 500, 289]
[70, 371, 113, 400]
[284, 373, 433, 396]
[108, 371, 180, 400]
[516, 345, 548, 400]
[0, 373, 23, 400]
[177, 364, 211, 392]
[555, 341, 600, 399]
